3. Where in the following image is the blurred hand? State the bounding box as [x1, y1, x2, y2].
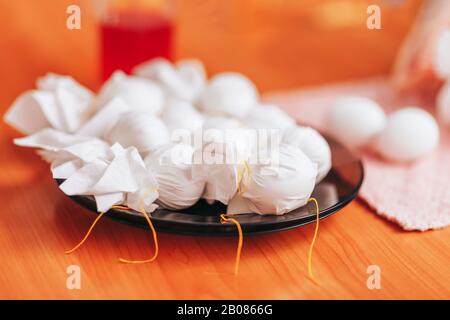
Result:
[391, 0, 450, 98]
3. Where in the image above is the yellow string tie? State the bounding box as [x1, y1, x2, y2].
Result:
[65, 210, 107, 254]
[236, 160, 251, 194]
[118, 207, 159, 264]
[220, 214, 243, 275]
[307, 197, 320, 285]
[65, 205, 159, 264]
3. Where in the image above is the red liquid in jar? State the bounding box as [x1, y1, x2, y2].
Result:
[100, 10, 173, 80]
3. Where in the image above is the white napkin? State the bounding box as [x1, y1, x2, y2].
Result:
[76, 96, 131, 138]
[60, 143, 159, 213]
[4, 73, 94, 134]
[14, 128, 112, 178]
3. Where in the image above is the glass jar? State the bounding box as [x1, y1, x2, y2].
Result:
[98, 0, 174, 80]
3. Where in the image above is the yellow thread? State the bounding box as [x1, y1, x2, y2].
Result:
[118, 207, 159, 264]
[65, 211, 107, 254]
[66, 205, 126, 253]
[236, 160, 251, 194]
[65, 205, 159, 264]
[307, 198, 320, 285]
[220, 214, 243, 275]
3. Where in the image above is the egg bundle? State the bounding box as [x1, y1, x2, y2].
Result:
[4, 58, 332, 215]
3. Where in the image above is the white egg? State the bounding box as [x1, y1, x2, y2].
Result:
[97, 71, 164, 115]
[377, 108, 439, 162]
[199, 72, 258, 119]
[245, 104, 296, 131]
[104, 111, 170, 156]
[240, 144, 317, 215]
[144, 144, 205, 210]
[282, 126, 332, 183]
[327, 96, 386, 147]
[437, 82, 450, 127]
[434, 29, 450, 80]
[161, 99, 204, 135]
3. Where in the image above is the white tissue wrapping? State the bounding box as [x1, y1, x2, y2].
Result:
[176, 59, 207, 100]
[202, 116, 244, 132]
[161, 99, 204, 135]
[145, 144, 205, 209]
[199, 73, 258, 119]
[104, 111, 170, 156]
[4, 74, 94, 134]
[238, 144, 317, 215]
[76, 97, 131, 138]
[60, 143, 159, 212]
[13, 128, 112, 179]
[202, 115, 244, 140]
[134, 58, 206, 103]
[192, 139, 250, 205]
[245, 104, 295, 131]
[282, 126, 332, 183]
[97, 71, 164, 115]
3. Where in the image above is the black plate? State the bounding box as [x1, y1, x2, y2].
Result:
[58, 136, 363, 236]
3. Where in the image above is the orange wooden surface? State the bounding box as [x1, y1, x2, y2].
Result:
[1, 0, 449, 299]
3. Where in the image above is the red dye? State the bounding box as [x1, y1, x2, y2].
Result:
[100, 10, 173, 80]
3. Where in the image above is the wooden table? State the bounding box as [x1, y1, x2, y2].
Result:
[1, 0, 449, 299]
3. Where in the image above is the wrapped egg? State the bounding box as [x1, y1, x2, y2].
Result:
[377, 108, 439, 162]
[199, 73, 258, 119]
[327, 96, 386, 147]
[202, 116, 243, 131]
[240, 144, 317, 215]
[437, 82, 450, 127]
[104, 111, 170, 156]
[245, 104, 295, 131]
[144, 144, 205, 209]
[176, 59, 207, 100]
[282, 126, 331, 183]
[202, 116, 256, 162]
[97, 71, 164, 115]
[161, 99, 204, 135]
[133, 58, 206, 103]
[192, 139, 249, 205]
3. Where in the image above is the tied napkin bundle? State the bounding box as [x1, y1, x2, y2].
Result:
[3, 59, 334, 278]
[4, 59, 333, 217]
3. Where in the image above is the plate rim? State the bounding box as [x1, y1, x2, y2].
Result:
[57, 149, 364, 235]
